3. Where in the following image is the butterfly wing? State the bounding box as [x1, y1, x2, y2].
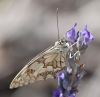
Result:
[10, 45, 66, 89]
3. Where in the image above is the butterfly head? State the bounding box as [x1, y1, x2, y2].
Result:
[55, 39, 69, 47]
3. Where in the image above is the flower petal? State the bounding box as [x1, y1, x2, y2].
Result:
[66, 23, 77, 42]
[68, 92, 76, 97]
[74, 23, 77, 28]
[82, 25, 94, 44]
[58, 71, 64, 79]
[89, 34, 94, 42]
[52, 87, 62, 97]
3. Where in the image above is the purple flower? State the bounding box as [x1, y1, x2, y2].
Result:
[81, 25, 94, 44]
[66, 23, 77, 42]
[77, 74, 80, 78]
[52, 87, 63, 97]
[57, 71, 64, 80]
[68, 92, 76, 97]
[67, 67, 72, 74]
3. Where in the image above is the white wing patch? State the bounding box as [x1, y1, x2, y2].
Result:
[10, 48, 66, 89]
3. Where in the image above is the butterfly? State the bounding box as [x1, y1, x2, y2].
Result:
[9, 35, 77, 89]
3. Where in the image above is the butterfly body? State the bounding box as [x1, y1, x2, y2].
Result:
[54, 40, 70, 53]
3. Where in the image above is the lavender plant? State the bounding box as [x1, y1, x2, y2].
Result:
[52, 23, 94, 97]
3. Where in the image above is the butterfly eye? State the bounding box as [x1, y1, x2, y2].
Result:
[59, 40, 65, 45]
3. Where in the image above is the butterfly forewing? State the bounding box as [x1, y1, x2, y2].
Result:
[10, 43, 66, 89]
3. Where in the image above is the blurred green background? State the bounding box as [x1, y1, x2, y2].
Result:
[0, 0, 100, 97]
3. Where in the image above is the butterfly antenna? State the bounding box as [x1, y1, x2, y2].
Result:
[56, 8, 60, 41]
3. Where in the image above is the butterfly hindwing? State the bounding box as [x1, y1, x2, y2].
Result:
[10, 46, 66, 89]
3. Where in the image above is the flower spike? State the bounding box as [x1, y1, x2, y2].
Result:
[52, 23, 94, 97]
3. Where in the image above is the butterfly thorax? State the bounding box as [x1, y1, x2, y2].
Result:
[54, 41, 69, 53]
